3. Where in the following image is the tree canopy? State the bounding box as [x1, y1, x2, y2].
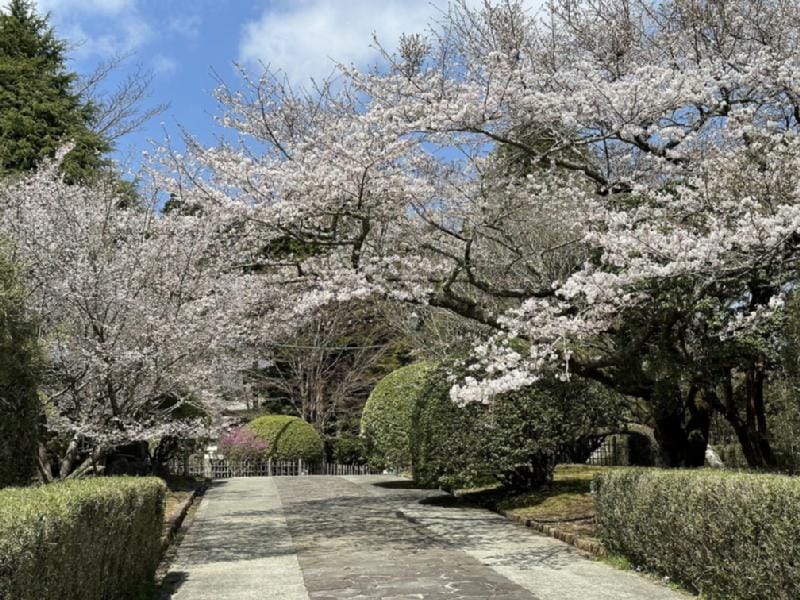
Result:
[159, 0, 800, 468]
[0, 0, 109, 182]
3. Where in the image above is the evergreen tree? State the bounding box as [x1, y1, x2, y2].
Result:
[0, 0, 109, 182]
[0, 243, 40, 487]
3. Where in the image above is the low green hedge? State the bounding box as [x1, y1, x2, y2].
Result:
[0, 477, 166, 600]
[248, 415, 324, 462]
[361, 362, 436, 469]
[595, 469, 800, 599]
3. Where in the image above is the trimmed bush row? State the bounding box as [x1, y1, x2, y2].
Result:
[595, 468, 800, 600]
[248, 415, 324, 462]
[0, 477, 166, 600]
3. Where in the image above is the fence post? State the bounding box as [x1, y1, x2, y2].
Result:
[268, 458, 272, 477]
[611, 435, 618, 466]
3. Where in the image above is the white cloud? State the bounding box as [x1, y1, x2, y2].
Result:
[60, 16, 152, 61]
[239, 0, 544, 87]
[168, 14, 202, 39]
[36, 0, 134, 15]
[0, 0, 151, 61]
[152, 54, 178, 76]
[240, 0, 430, 86]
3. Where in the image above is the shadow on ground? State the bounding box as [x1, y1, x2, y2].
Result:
[277, 477, 577, 571]
[371, 479, 426, 490]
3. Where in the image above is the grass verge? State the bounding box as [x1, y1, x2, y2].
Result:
[456, 464, 610, 542]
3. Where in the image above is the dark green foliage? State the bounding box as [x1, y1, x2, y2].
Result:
[329, 434, 368, 465]
[595, 469, 800, 600]
[360, 362, 436, 469]
[412, 364, 625, 491]
[0, 249, 40, 487]
[0, 477, 165, 599]
[480, 381, 625, 489]
[754, 292, 800, 472]
[248, 415, 324, 462]
[0, 0, 109, 181]
[625, 432, 656, 466]
[410, 367, 484, 490]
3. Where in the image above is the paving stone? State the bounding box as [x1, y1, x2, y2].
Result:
[164, 475, 688, 600]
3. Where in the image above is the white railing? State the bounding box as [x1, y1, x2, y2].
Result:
[167, 456, 380, 479]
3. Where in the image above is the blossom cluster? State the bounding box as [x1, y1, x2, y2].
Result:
[0, 159, 268, 452]
[157, 0, 800, 404]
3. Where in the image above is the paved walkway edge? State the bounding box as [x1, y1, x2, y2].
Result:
[496, 508, 607, 556]
[161, 484, 208, 556]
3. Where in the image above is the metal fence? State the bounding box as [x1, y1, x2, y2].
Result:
[585, 434, 630, 466]
[167, 456, 380, 479]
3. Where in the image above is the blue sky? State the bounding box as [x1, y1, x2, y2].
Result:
[14, 0, 452, 162]
[12, 1, 543, 164]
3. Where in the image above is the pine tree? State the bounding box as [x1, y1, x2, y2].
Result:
[0, 243, 40, 487]
[0, 0, 109, 182]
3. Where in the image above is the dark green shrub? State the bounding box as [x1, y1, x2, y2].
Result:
[361, 362, 436, 469]
[410, 367, 485, 489]
[248, 415, 324, 462]
[0, 476, 165, 600]
[412, 364, 625, 490]
[595, 469, 800, 599]
[0, 249, 41, 487]
[329, 434, 368, 465]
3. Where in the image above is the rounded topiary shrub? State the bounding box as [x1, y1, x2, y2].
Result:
[360, 362, 436, 470]
[247, 415, 324, 462]
[410, 366, 484, 490]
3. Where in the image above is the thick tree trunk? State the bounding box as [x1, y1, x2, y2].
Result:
[652, 404, 688, 467]
[151, 436, 180, 474]
[685, 387, 712, 467]
[712, 370, 777, 469]
[652, 383, 710, 467]
[37, 441, 54, 483]
[66, 448, 106, 479]
[732, 423, 776, 468]
[58, 434, 82, 478]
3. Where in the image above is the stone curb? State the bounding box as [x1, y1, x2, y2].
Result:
[160, 482, 208, 556]
[496, 508, 607, 557]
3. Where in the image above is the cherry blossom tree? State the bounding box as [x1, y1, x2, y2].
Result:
[0, 157, 263, 479]
[163, 0, 800, 467]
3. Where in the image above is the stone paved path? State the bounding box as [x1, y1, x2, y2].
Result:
[165, 476, 687, 600]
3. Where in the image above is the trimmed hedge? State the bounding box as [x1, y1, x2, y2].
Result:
[0, 476, 166, 600]
[412, 364, 625, 490]
[0, 249, 41, 487]
[361, 362, 435, 469]
[248, 415, 324, 462]
[410, 366, 483, 489]
[595, 469, 800, 599]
